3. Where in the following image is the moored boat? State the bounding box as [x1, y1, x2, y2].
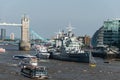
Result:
[49, 24, 94, 63]
[50, 51, 91, 63]
[0, 48, 5, 53]
[13, 54, 36, 60]
[35, 45, 50, 59]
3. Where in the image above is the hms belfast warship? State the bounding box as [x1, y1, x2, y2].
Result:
[49, 24, 93, 63]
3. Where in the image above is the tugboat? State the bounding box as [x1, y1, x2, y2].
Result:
[49, 24, 93, 63]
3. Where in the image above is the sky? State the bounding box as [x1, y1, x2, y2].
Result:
[0, 0, 120, 39]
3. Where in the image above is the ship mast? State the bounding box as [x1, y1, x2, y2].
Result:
[66, 23, 75, 37]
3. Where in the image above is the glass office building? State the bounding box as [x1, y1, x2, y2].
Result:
[92, 19, 120, 48]
[91, 26, 104, 47]
[103, 19, 120, 47]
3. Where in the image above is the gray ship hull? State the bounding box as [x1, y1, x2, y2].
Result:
[50, 52, 90, 63]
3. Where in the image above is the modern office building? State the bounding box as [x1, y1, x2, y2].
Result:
[91, 26, 104, 47]
[1, 28, 6, 40]
[92, 19, 120, 48]
[103, 19, 120, 46]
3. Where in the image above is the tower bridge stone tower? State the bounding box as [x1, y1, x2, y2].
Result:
[19, 16, 31, 50]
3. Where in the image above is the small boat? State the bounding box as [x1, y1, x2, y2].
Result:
[19, 56, 38, 67]
[89, 63, 96, 67]
[21, 65, 48, 79]
[35, 45, 50, 59]
[0, 48, 5, 53]
[104, 59, 110, 63]
[13, 54, 36, 60]
[89, 52, 96, 67]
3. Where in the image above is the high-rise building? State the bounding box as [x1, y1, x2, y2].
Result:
[1, 28, 6, 40]
[10, 33, 15, 40]
[103, 19, 120, 46]
[92, 19, 120, 48]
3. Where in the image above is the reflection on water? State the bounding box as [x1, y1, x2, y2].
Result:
[0, 45, 120, 80]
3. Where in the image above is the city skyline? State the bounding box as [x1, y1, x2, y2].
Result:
[0, 0, 120, 38]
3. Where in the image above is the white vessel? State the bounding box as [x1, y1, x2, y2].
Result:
[16, 54, 38, 68]
[19, 56, 38, 67]
[35, 45, 50, 59]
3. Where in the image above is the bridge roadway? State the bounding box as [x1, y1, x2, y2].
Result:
[0, 23, 22, 26]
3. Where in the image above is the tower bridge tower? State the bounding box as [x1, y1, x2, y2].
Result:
[19, 16, 31, 50]
[0, 15, 31, 51]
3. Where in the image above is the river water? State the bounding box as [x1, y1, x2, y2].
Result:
[0, 45, 120, 80]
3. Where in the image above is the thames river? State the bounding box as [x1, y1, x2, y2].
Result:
[0, 45, 120, 80]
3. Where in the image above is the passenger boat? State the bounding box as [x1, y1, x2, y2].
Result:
[21, 66, 48, 79]
[19, 56, 38, 67]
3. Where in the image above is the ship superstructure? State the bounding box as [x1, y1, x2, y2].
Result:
[49, 23, 93, 63]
